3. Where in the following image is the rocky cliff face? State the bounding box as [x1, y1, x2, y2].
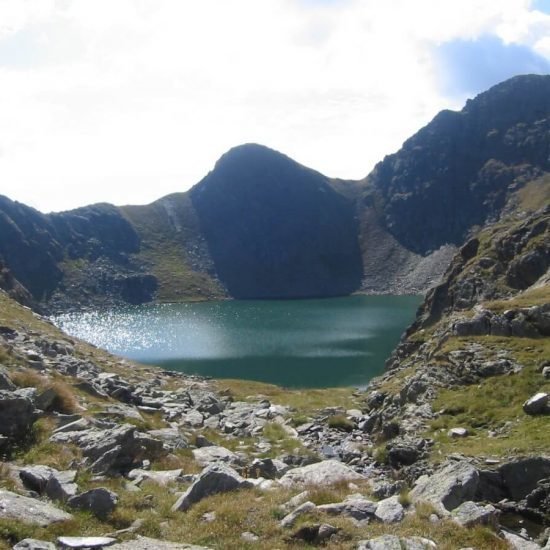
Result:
[364, 74, 550, 255]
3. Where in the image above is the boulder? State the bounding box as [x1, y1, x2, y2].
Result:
[146, 428, 188, 451]
[501, 531, 541, 550]
[0, 490, 73, 526]
[67, 487, 118, 518]
[0, 390, 35, 439]
[172, 463, 252, 512]
[280, 501, 316, 528]
[192, 445, 242, 468]
[523, 393, 549, 415]
[109, 536, 211, 549]
[374, 495, 405, 523]
[56, 537, 117, 549]
[279, 459, 364, 488]
[410, 461, 479, 511]
[317, 497, 377, 521]
[13, 540, 56, 550]
[358, 536, 436, 550]
[451, 501, 499, 528]
[19, 465, 77, 501]
[498, 457, 550, 501]
[290, 523, 338, 544]
[128, 468, 183, 486]
[51, 424, 165, 474]
[448, 428, 468, 438]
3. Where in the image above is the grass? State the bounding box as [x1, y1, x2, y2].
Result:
[15, 417, 82, 469]
[482, 285, 550, 312]
[215, 378, 361, 419]
[121, 196, 225, 302]
[426, 335, 550, 459]
[327, 414, 355, 432]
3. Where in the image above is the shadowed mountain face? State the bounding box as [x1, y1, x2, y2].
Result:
[367, 74, 550, 254]
[190, 144, 364, 298]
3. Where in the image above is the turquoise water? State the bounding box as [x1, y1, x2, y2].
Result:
[52, 295, 421, 388]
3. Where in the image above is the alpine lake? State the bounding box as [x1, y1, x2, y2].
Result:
[52, 295, 422, 389]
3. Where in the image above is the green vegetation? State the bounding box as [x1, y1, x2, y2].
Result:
[426, 335, 550, 459]
[215, 378, 361, 419]
[121, 196, 225, 302]
[327, 414, 355, 432]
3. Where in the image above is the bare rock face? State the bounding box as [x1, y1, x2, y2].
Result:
[0, 490, 73, 526]
[172, 463, 252, 512]
[279, 459, 365, 488]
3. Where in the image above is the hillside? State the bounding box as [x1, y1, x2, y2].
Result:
[0, 75, 548, 311]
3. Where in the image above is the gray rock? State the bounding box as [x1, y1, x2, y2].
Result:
[280, 501, 316, 528]
[317, 497, 377, 521]
[147, 428, 188, 450]
[0, 390, 35, 439]
[240, 532, 259, 542]
[358, 536, 436, 550]
[448, 427, 468, 438]
[13, 540, 56, 550]
[279, 490, 310, 514]
[19, 465, 77, 501]
[56, 537, 117, 549]
[128, 468, 183, 486]
[451, 501, 499, 528]
[523, 392, 549, 415]
[501, 531, 541, 550]
[67, 487, 118, 518]
[180, 410, 204, 428]
[290, 523, 338, 544]
[357, 535, 402, 550]
[279, 459, 364, 488]
[192, 445, 242, 467]
[51, 424, 165, 474]
[248, 458, 279, 479]
[410, 461, 479, 512]
[109, 536, 211, 549]
[543, 366, 550, 380]
[0, 366, 15, 390]
[374, 495, 404, 523]
[171, 463, 252, 512]
[0, 489, 73, 526]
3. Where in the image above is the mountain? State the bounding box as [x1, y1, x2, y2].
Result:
[0, 74, 549, 311]
[189, 144, 363, 299]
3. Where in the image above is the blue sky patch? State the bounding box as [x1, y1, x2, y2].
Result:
[436, 35, 550, 98]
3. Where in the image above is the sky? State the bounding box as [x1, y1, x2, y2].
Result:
[0, 0, 549, 213]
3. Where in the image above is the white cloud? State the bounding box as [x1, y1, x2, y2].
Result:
[0, 0, 548, 212]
